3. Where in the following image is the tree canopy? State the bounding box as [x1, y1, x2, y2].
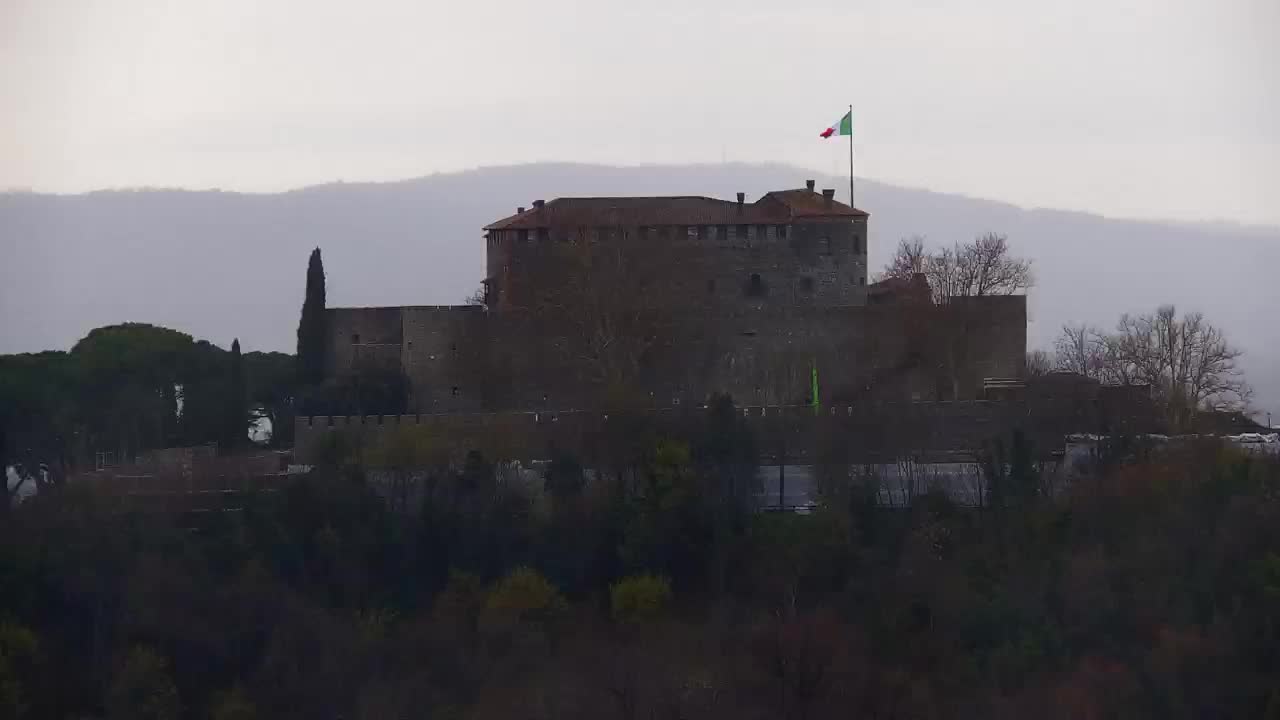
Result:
[1050, 305, 1251, 430]
[296, 248, 327, 387]
[879, 233, 1034, 303]
[1, 324, 298, 480]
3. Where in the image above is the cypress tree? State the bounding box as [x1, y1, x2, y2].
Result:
[297, 247, 327, 386]
[225, 338, 248, 449]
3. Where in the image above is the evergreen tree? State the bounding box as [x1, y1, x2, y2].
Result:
[296, 247, 327, 386]
[224, 339, 247, 449]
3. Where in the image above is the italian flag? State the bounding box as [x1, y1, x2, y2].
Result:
[819, 111, 852, 139]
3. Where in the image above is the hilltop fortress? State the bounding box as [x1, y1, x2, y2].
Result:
[317, 182, 1025, 417]
[290, 182, 1157, 472]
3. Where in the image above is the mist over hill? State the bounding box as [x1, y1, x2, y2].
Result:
[2, 162, 1277, 419]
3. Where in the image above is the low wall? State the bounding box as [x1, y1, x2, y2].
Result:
[293, 399, 1100, 466]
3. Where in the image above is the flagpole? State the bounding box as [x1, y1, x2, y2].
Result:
[848, 104, 855, 208]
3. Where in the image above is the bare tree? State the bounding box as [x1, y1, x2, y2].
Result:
[879, 233, 1033, 304]
[1052, 323, 1137, 386]
[1111, 305, 1251, 427]
[927, 233, 1033, 304]
[1053, 323, 1108, 379]
[881, 233, 1033, 398]
[1025, 350, 1054, 378]
[877, 236, 927, 281]
[1053, 306, 1251, 430]
[960, 233, 1034, 298]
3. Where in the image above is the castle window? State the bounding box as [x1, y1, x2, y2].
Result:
[537, 228, 549, 242]
[451, 386, 460, 397]
[518, 229, 529, 243]
[351, 333, 360, 344]
[716, 225, 728, 243]
[777, 224, 788, 239]
[747, 273, 766, 297]
[821, 237, 832, 255]
[756, 224, 767, 240]
[687, 225, 698, 240]
[736, 225, 748, 241]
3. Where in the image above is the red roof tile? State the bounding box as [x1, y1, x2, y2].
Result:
[760, 189, 868, 218]
[484, 189, 867, 231]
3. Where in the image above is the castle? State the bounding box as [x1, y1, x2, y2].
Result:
[319, 181, 1026, 416]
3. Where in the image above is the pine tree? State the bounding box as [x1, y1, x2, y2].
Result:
[296, 248, 327, 386]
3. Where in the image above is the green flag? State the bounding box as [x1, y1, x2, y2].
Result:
[819, 111, 852, 139]
[811, 363, 820, 414]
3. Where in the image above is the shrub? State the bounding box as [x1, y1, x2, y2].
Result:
[610, 574, 673, 623]
[485, 567, 567, 622]
[106, 646, 181, 720]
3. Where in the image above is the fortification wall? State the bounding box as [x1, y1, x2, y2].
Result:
[951, 295, 1027, 383]
[487, 217, 869, 313]
[400, 305, 488, 413]
[321, 294, 1026, 415]
[294, 396, 1097, 467]
[325, 306, 403, 375]
[324, 305, 489, 412]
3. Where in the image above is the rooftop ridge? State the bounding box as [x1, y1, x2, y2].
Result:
[484, 187, 866, 231]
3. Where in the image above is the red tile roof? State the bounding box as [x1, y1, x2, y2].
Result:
[484, 189, 867, 231]
[867, 273, 931, 304]
[760, 189, 868, 218]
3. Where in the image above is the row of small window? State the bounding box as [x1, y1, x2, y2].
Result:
[349, 336, 460, 356]
[722, 272, 866, 297]
[492, 226, 864, 253]
[493, 225, 786, 243]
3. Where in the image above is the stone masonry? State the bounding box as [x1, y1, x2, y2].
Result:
[320, 183, 1026, 415]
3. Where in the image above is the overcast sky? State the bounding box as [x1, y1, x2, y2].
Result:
[3, 0, 1277, 225]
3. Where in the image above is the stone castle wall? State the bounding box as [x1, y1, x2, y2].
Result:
[293, 396, 1098, 467]
[322, 198, 1022, 417]
[322, 295, 1025, 414]
[486, 217, 869, 313]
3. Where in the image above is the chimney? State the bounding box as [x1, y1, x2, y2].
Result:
[822, 189, 835, 208]
[805, 179, 816, 192]
[736, 192, 745, 213]
[533, 199, 545, 209]
[517, 206, 525, 214]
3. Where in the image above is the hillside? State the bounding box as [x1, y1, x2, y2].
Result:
[2, 162, 1277, 418]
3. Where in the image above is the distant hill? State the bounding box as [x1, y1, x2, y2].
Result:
[2, 162, 1277, 420]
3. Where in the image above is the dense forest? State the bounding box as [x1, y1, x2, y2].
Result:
[0, 323, 295, 479]
[0, 319, 409, 490]
[4, 249, 1276, 717]
[2, 407, 1279, 718]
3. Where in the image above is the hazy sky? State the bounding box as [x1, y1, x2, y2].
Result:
[3, 0, 1278, 225]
